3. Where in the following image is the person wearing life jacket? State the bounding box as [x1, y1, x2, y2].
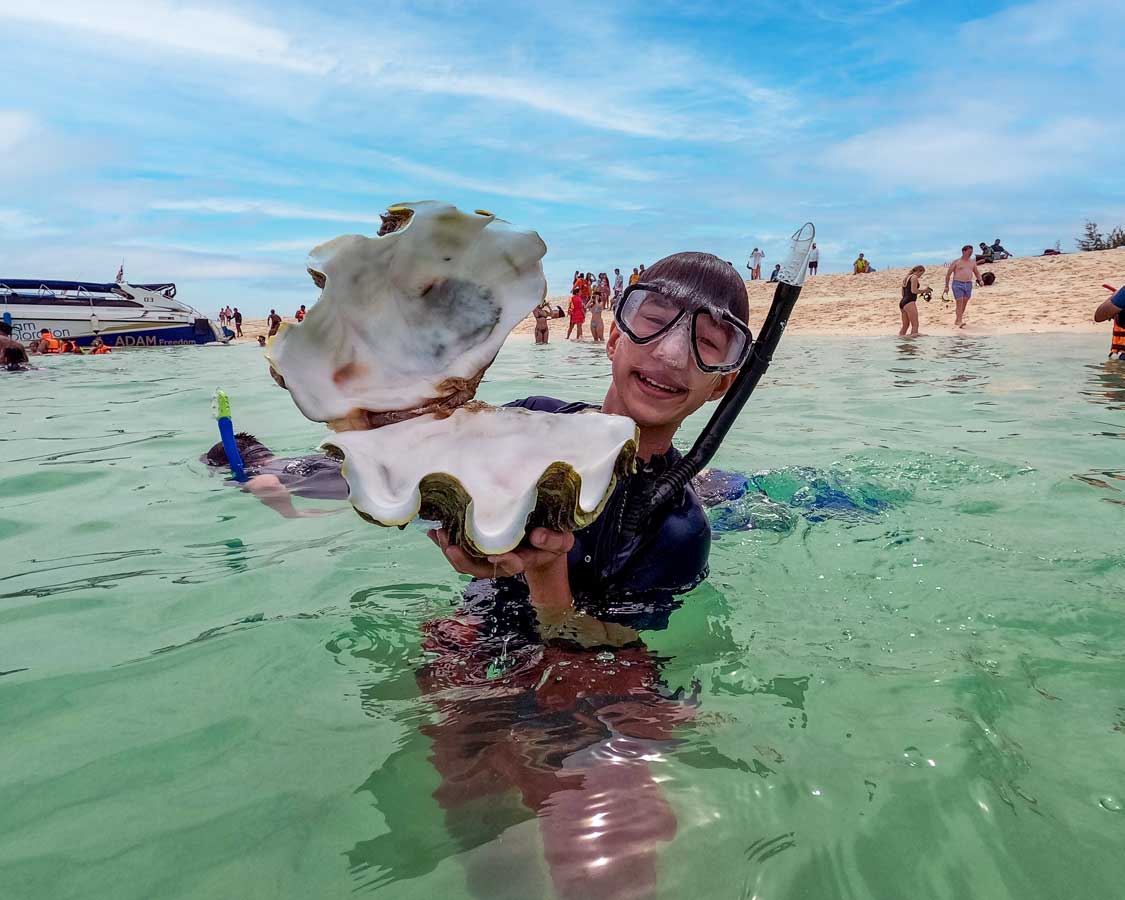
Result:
[60, 340, 84, 354]
[90, 337, 112, 355]
[295, 304, 307, 322]
[853, 253, 870, 274]
[35, 329, 62, 353]
[1095, 284, 1125, 360]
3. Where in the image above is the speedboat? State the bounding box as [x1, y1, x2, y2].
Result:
[0, 279, 230, 347]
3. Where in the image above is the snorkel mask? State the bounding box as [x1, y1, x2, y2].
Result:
[614, 283, 753, 374]
[617, 223, 816, 543]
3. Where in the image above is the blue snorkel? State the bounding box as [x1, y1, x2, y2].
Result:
[212, 388, 247, 482]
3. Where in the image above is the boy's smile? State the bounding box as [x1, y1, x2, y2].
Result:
[603, 325, 736, 448]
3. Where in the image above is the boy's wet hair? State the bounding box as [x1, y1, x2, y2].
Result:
[636, 251, 750, 323]
[204, 431, 272, 466]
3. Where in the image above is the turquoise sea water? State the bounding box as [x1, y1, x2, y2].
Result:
[2, 334, 1124, 899]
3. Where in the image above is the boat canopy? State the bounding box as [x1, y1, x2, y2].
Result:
[0, 279, 177, 298]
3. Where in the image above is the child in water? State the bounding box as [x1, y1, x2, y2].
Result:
[417, 252, 752, 897]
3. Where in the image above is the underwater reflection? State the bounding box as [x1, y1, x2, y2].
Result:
[346, 582, 696, 899]
[1080, 360, 1125, 414]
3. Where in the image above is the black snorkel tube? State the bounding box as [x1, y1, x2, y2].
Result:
[618, 223, 816, 538]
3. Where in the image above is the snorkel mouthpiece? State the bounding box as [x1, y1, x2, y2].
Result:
[619, 223, 815, 540]
[212, 388, 248, 482]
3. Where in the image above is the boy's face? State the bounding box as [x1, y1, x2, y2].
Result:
[605, 323, 737, 429]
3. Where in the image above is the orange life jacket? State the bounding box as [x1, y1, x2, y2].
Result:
[40, 334, 61, 352]
[92, 344, 112, 354]
[1111, 313, 1125, 357]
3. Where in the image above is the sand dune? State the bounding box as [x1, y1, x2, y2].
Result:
[516, 247, 1125, 340]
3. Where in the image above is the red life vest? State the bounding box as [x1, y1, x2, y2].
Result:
[1112, 313, 1125, 357]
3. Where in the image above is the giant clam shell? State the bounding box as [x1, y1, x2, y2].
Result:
[271, 200, 639, 555]
[267, 201, 548, 426]
[324, 404, 638, 557]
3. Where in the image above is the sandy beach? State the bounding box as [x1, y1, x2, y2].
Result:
[515, 248, 1125, 340]
[232, 248, 1124, 345]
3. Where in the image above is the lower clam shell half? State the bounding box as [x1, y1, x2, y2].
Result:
[323, 405, 638, 557]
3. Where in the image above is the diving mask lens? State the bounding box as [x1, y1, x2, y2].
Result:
[619, 288, 681, 339]
[618, 286, 751, 373]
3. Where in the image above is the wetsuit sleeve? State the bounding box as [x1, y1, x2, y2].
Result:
[614, 499, 711, 597]
[570, 488, 712, 632]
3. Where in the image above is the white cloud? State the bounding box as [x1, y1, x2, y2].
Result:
[0, 207, 64, 239]
[8, 238, 290, 282]
[825, 112, 1111, 190]
[0, 0, 330, 73]
[150, 198, 375, 223]
[0, 110, 36, 151]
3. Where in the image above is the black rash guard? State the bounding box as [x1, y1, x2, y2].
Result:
[500, 396, 712, 630]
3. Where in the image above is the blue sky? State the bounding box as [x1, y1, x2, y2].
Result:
[2, 0, 1123, 317]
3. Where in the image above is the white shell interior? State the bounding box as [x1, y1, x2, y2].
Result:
[268, 201, 547, 422]
[325, 406, 638, 555]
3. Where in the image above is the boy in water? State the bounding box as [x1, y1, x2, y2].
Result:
[417, 251, 752, 898]
[430, 251, 750, 618]
[944, 244, 985, 328]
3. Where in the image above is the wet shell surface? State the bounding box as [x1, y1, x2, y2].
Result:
[267, 201, 548, 425]
[324, 405, 638, 557]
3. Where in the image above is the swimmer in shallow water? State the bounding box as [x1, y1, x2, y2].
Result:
[0, 322, 31, 369]
[418, 252, 754, 896]
[1094, 284, 1125, 360]
[203, 432, 346, 518]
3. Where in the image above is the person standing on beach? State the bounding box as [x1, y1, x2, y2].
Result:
[613, 268, 624, 303]
[808, 243, 819, 275]
[898, 265, 927, 337]
[533, 302, 551, 344]
[295, 304, 307, 322]
[629, 267, 640, 286]
[588, 274, 608, 342]
[233, 308, 243, 337]
[748, 247, 764, 280]
[944, 245, 984, 328]
[267, 309, 282, 337]
[567, 283, 586, 340]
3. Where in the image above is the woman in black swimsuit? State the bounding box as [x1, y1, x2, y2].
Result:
[899, 265, 926, 337]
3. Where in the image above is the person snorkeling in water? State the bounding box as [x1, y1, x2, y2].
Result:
[203, 432, 346, 518]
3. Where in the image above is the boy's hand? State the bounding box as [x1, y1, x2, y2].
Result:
[428, 527, 575, 579]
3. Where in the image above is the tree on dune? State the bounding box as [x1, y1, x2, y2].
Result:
[1077, 220, 1125, 251]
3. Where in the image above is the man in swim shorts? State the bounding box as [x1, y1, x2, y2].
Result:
[203, 433, 347, 518]
[944, 244, 984, 328]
